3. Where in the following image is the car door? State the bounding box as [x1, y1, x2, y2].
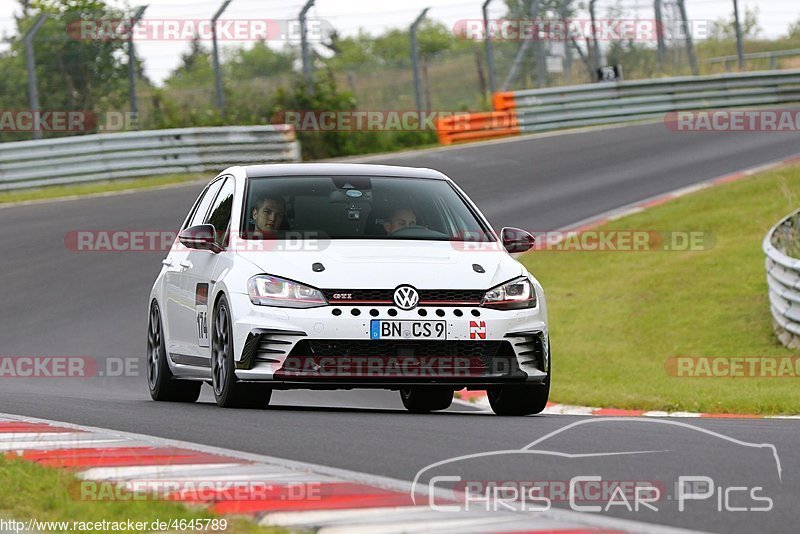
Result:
[180, 176, 236, 363]
[164, 178, 224, 359]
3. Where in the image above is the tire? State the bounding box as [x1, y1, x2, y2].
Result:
[400, 388, 453, 413]
[147, 301, 201, 403]
[211, 295, 272, 409]
[487, 382, 549, 416]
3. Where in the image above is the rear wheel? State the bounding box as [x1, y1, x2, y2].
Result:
[211, 296, 272, 409]
[400, 388, 453, 413]
[147, 301, 201, 402]
[488, 382, 549, 416]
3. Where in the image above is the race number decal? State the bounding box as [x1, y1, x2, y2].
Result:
[195, 283, 209, 348]
[469, 320, 486, 339]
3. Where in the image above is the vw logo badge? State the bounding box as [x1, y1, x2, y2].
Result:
[393, 285, 419, 310]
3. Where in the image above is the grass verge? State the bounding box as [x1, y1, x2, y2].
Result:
[0, 455, 283, 533]
[520, 164, 800, 415]
[0, 173, 206, 205]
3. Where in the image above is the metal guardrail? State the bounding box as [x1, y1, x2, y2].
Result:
[706, 49, 800, 70]
[0, 125, 300, 190]
[493, 69, 800, 134]
[764, 208, 800, 349]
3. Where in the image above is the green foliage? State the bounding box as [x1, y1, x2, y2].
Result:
[787, 18, 800, 40]
[324, 20, 468, 71]
[1, 0, 129, 140]
[273, 73, 435, 161]
[523, 164, 800, 414]
[710, 6, 761, 40]
[225, 42, 294, 79]
[165, 37, 215, 91]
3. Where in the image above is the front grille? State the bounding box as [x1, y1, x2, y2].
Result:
[302, 339, 505, 358]
[276, 339, 523, 380]
[322, 288, 484, 306]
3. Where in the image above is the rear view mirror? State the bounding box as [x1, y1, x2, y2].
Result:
[501, 227, 535, 253]
[178, 224, 223, 253]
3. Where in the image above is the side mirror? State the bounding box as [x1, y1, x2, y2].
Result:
[178, 224, 223, 253]
[501, 227, 535, 253]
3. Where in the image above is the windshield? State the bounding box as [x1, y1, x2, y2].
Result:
[241, 175, 494, 241]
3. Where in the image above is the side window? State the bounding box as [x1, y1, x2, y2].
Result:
[186, 179, 224, 229]
[204, 178, 235, 246]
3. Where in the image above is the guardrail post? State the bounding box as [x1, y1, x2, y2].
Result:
[23, 14, 48, 141]
[127, 6, 147, 131]
[299, 0, 316, 95]
[212, 0, 233, 115]
[410, 8, 429, 113]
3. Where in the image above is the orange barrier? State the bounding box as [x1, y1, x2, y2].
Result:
[435, 110, 519, 145]
[492, 91, 518, 112]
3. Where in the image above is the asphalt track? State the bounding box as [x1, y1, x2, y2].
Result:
[2, 122, 800, 532]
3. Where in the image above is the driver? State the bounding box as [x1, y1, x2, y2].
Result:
[251, 195, 286, 236]
[383, 207, 416, 234]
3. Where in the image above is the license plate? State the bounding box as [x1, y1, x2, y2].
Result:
[370, 320, 446, 340]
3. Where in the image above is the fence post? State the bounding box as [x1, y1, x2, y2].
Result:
[299, 0, 316, 94]
[127, 5, 148, 130]
[482, 0, 496, 95]
[410, 8, 429, 113]
[23, 13, 48, 141]
[212, 0, 233, 115]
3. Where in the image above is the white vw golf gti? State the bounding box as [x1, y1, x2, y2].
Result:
[147, 164, 550, 415]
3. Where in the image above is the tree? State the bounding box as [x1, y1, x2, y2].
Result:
[166, 36, 215, 89]
[787, 17, 800, 40]
[226, 42, 294, 80]
[19, 0, 129, 114]
[323, 20, 464, 70]
[710, 6, 761, 40]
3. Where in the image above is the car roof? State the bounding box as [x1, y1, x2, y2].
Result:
[242, 163, 449, 181]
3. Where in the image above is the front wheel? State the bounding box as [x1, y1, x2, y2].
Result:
[147, 301, 201, 403]
[400, 388, 453, 413]
[211, 296, 272, 409]
[487, 382, 549, 416]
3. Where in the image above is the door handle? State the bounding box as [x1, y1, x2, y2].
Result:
[161, 258, 173, 267]
[179, 260, 193, 269]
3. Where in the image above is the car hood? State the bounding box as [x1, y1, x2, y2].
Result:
[234, 239, 524, 289]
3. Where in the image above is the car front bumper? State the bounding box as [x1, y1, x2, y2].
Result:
[228, 292, 549, 388]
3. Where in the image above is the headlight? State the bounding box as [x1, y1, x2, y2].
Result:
[247, 275, 328, 308]
[481, 277, 537, 310]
